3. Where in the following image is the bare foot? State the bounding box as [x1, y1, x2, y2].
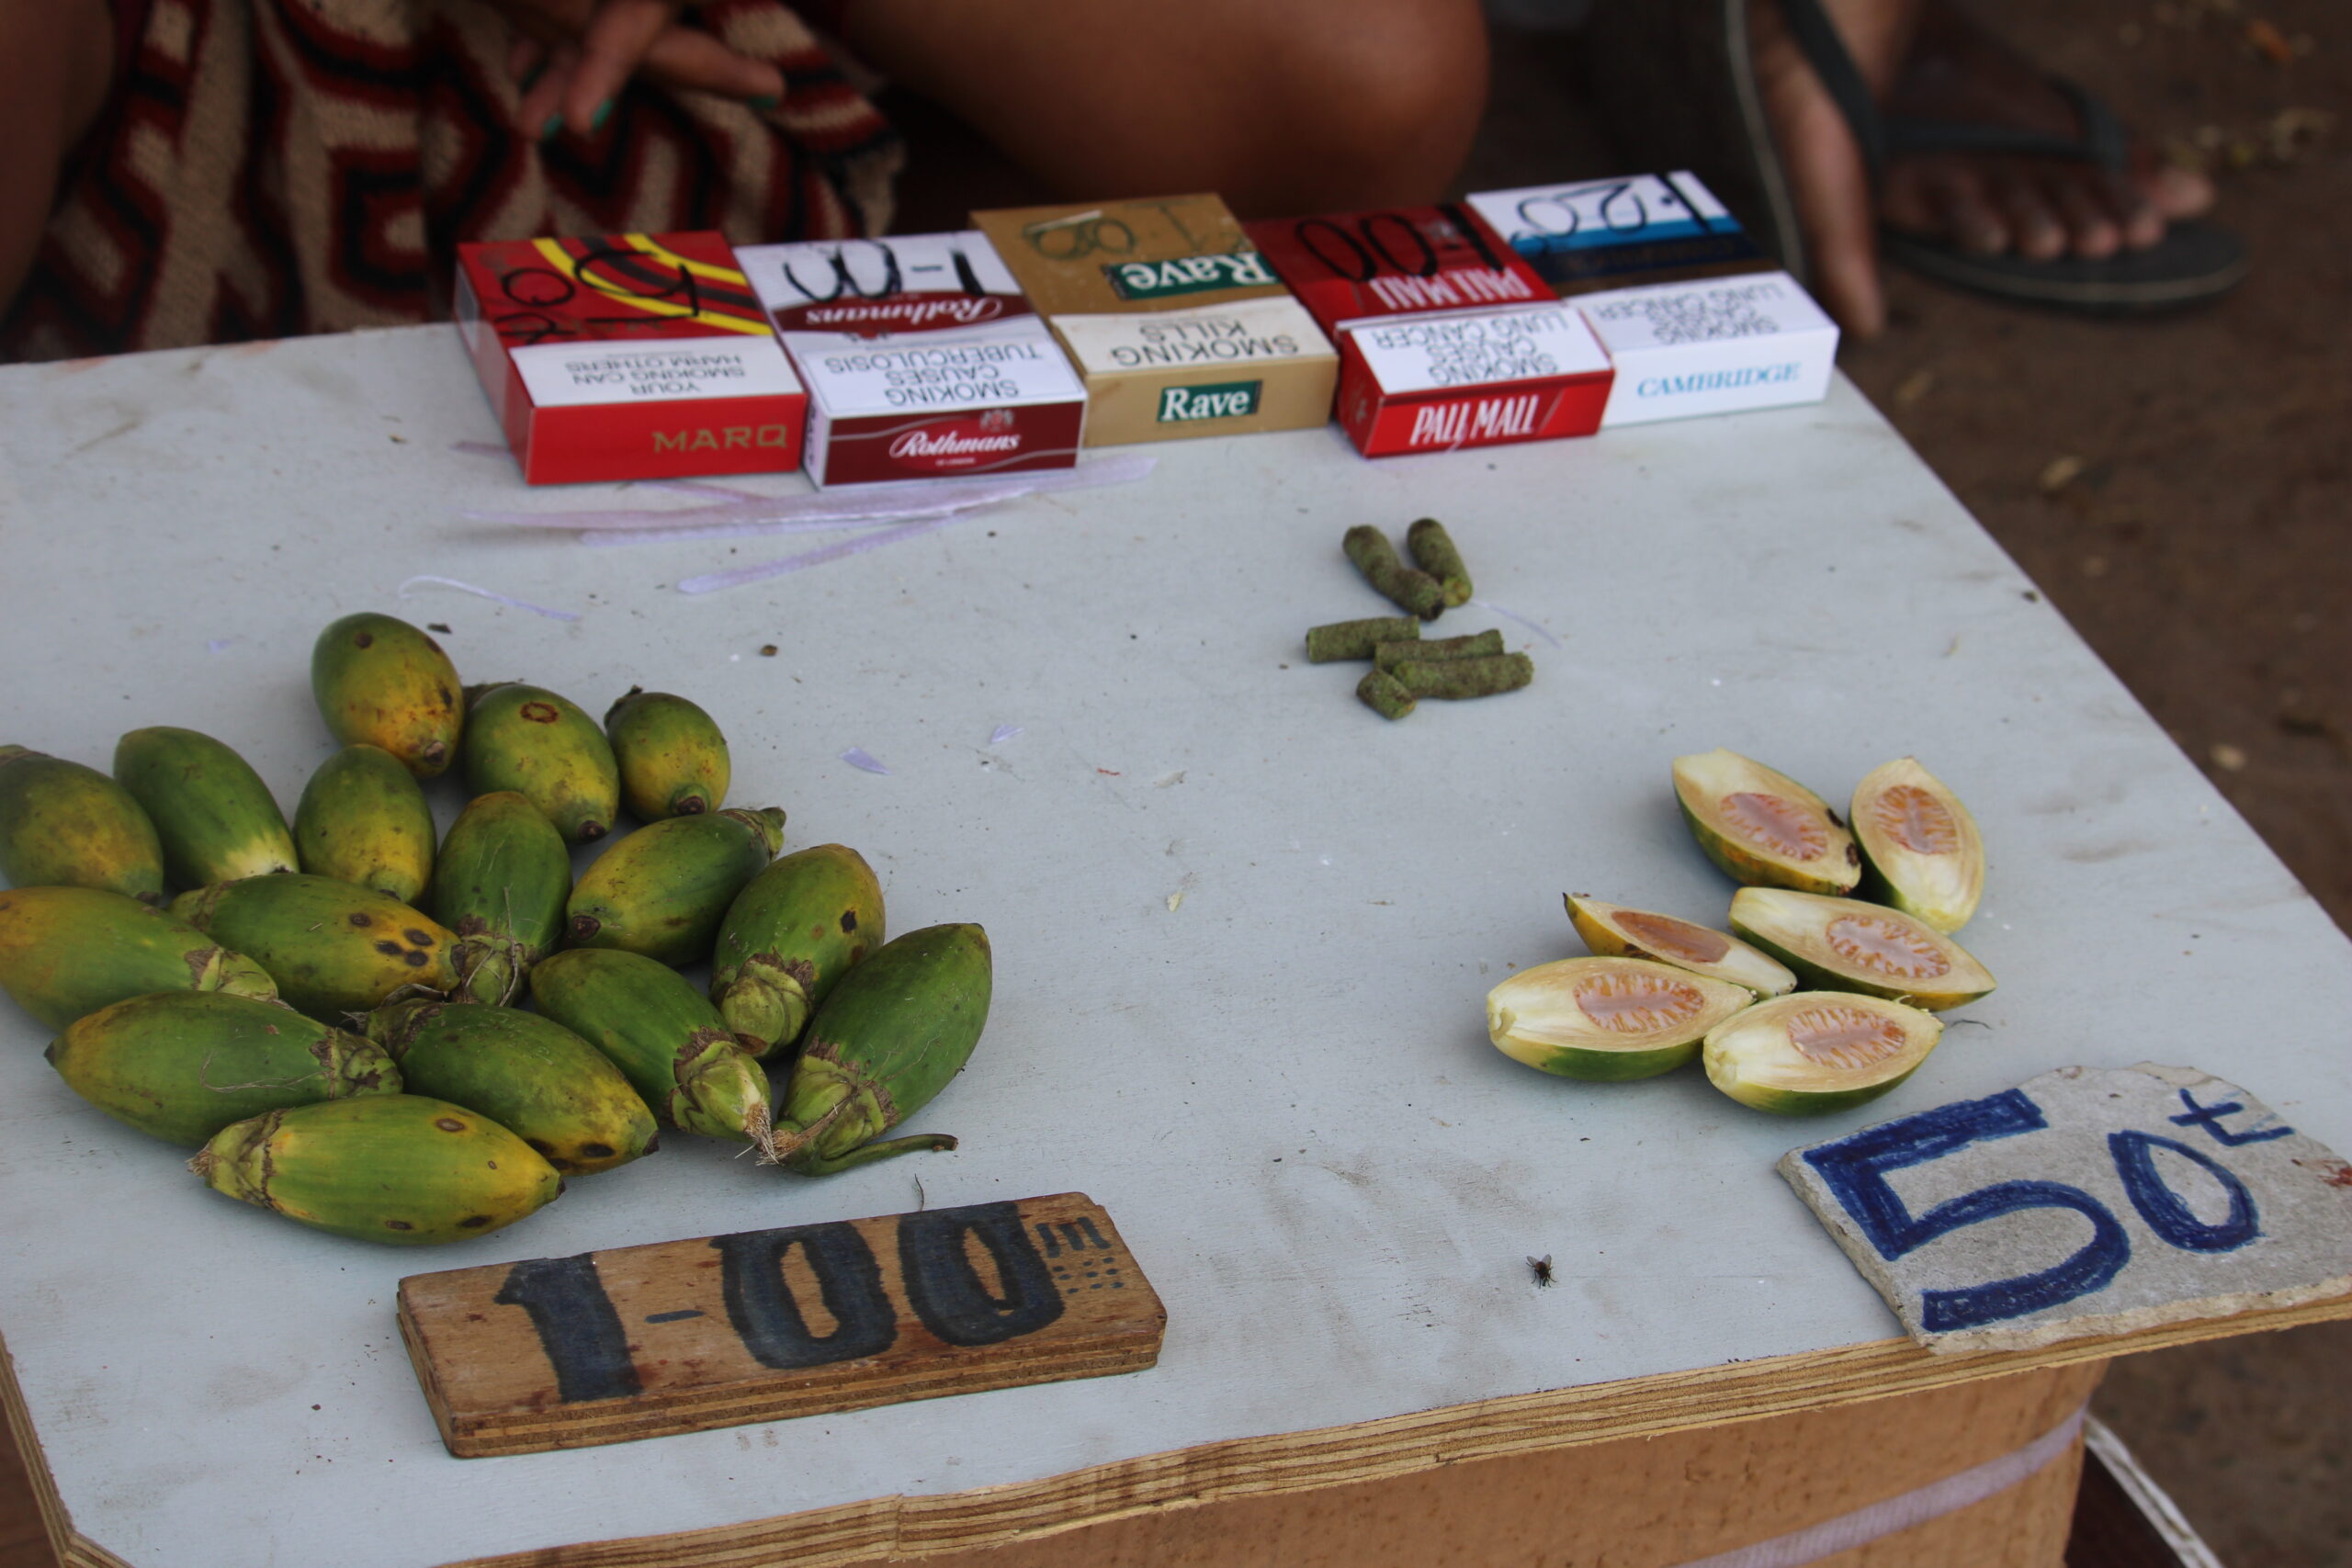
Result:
[1752, 0, 2217, 337]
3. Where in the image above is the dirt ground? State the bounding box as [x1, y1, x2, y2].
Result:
[2, 3, 2346, 1564]
[1468, 1, 2351, 1562]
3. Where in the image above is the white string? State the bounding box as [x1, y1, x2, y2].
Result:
[1664, 1402, 2087, 1568]
[395, 575, 580, 621]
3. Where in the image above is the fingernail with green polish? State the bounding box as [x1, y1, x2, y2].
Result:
[539, 113, 563, 142]
[590, 99, 613, 131]
[747, 94, 780, 112]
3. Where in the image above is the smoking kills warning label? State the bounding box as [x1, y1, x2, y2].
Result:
[1049, 298, 1333, 378]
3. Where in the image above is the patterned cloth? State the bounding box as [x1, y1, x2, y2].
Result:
[2, 0, 899, 361]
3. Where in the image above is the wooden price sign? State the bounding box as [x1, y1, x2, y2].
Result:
[397, 1191, 1164, 1457]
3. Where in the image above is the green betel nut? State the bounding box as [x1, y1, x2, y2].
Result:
[368, 999, 658, 1176]
[1305, 617, 1419, 663]
[425, 791, 572, 1006]
[0, 886, 276, 1029]
[310, 613, 465, 779]
[711, 843, 886, 1058]
[171, 873, 458, 1020]
[566, 807, 786, 966]
[528, 948, 773, 1145]
[190, 1095, 562, 1246]
[112, 728, 297, 889]
[1389, 652, 1532, 699]
[294, 744, 437, 904]
[1342, 526, 1444, 621]
[767, 923, 990, 1176]
[461, 683, 620, 843]
[0, 746, 166, 903]
[605, 688, 732, 821]
[1406, 518, 1473, 607]
[50, 991, 399, 1147]
[1356, 670, 1417, 720]
[1374, 629, 1502, 671]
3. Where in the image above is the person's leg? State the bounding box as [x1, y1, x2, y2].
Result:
[0, 0, 115, 316]
[1751, 0, 2217, 335]
[841, 0, 1491, 219]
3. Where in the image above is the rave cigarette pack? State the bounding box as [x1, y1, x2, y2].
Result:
[1244, 204, 1613, 457]
[736, 231, 1087, 487]
[1464, 174, 1838, 426]
[455, 231, 806, 485]
[972, 196, 1337, 446]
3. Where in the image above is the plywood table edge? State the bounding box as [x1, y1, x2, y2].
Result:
[430, 1290, 2352, 1568]
[0, 1329, 133, 1568]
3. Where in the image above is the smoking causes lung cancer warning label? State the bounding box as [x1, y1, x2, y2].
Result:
[398, 1191, 1166, 1457]
[509, 336, 804, 410]
[1349, 307, 1611, 397]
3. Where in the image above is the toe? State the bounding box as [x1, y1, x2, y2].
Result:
[1906, 160, 2011, 255]
[1991, 165, 2066, 261]
[2050, 178, 2121, 259]
[2149, 162, 2217, 221]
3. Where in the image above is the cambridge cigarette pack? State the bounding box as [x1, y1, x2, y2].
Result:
[972, 196, 1338, 446]
[455, 231, 807, 484]
[737, 232, 1088, 487]
[1465, 174, 1838, 427]
[1244, 204, 1614, 457]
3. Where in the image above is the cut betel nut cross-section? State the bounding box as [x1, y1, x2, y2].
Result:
[1850, 758, 1985, 933]
[1702, 992, 1942, 1115]
[1672, 749, 1860, 895]
[1565, 895, 1796, 998]
[1728, 888, 1996, 1011]
[1487, 956, 1755, 1081]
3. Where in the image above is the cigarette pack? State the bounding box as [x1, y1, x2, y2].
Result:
[737, 232, 1089, 487]
[454, 231, 807, 485]
[1244, 204, 1614, 457]
[1464, 174, 1839, 427]
[972, 196, 1338, 446]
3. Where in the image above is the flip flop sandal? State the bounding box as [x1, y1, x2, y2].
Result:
[1580, 0, 2248, 312]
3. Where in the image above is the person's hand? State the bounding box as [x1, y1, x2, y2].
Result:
[483, 0, 786, 139]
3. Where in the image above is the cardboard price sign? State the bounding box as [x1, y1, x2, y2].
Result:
[398, 1191, 1164, 1456]
[1782, 1065, 2352, 1353]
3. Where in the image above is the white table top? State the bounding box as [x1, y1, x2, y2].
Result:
[3, 325, 2346, 1568]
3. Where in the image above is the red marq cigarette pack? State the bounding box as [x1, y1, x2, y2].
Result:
[455, 231, 808, 485]
[1243, 205, 1614, 457]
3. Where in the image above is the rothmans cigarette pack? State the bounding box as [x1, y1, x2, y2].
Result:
[1465, 174, 1838, 428]
[972, 196, 1338, 446]
[736, 232, 1089, 487]
[455, 231, 807, 484]
[1244, 204, 1614, 457]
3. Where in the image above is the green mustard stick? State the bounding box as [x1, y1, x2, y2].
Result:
[1356, 670, 1418, 720]
[1389, 653, 1533, 700]
[1374, 630, 1503, 671]
[1305, 617, 1420, 663]
[1342, 526, 1444, 621]
[1406, 518, 1473, 607]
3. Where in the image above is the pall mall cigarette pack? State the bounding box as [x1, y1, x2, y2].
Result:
[1244, 203, 1614, 457]
[1465, 174, 1838, 428]
[455, 231, 807, 484]
[736, 232, 1087, 487]
[972, 196, 1338, 446]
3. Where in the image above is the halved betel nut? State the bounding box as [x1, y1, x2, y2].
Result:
[1728, 887, 1996, 1011]
[1487, 956, 1756, 1082]
[1702, 991, 1942, 1114]
[1565, 894, 1796, 998]
[1851, 758, 1985, 932]
[1672, 749, 1860, 895]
